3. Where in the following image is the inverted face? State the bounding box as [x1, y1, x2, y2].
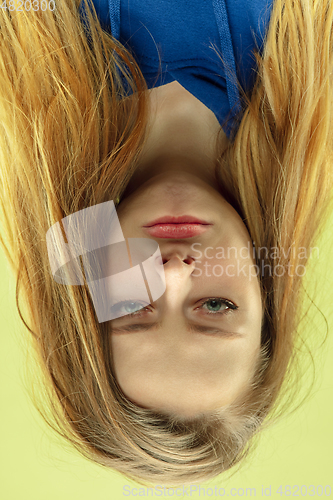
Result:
[110, 170, 263, 418]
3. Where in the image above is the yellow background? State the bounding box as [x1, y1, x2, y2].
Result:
[0, 211, 332, 500]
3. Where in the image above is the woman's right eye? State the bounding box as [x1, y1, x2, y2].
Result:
[194, 298, 238, 316]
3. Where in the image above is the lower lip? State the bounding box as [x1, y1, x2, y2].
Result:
[142, 224, 209, 238]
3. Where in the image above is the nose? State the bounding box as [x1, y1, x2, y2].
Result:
[161, 251, 196, 286]
[153, 251, 197, 321]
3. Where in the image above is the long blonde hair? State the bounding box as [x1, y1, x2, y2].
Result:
[0, 0, 332, 487]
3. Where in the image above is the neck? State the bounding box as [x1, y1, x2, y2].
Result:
[123, 81, 230, 196]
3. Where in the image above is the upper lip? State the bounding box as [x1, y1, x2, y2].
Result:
[143, 216, 212, 227]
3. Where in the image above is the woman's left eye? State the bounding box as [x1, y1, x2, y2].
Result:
[110, 300, 152, 318]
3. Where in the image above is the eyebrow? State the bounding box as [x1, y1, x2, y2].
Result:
[110, 321, 244, 337]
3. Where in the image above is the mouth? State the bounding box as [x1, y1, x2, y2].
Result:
[143, 215, 212, 227]
[142, 216, 212, 239]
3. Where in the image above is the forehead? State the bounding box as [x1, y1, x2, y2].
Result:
[110, 320, 261, 416]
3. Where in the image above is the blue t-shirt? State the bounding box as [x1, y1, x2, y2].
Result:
[79, 0, 274, 139]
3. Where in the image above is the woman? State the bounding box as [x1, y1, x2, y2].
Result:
[0, 0, 332, 487]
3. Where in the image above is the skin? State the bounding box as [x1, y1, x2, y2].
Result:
[110, 81, 263, 418]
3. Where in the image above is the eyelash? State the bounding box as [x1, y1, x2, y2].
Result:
[110, 298, 238, 318]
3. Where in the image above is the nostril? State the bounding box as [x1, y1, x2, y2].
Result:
[161, 255, 196, 265]
[160, 253, 195, 266]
